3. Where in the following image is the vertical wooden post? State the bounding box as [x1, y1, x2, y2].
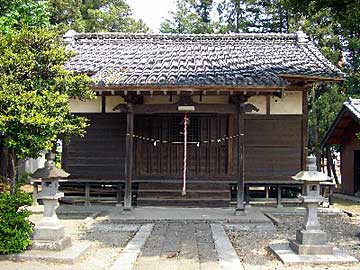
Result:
[277, 185, 282, 208]
[84, 183, 91, 206]
[302, 87, 308, 170]
[124, 104, 134, 210]
[265, 185, 269, 202]
[116, 183, 123, 206]
[236, 110, 245, 212]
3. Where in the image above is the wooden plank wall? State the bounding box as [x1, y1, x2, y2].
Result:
[244, 115, 302, 181]
[62, 113, 127, 180]
[340, 121, 360, 195]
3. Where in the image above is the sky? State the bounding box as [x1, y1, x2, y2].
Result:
[128, 0, 176, 32]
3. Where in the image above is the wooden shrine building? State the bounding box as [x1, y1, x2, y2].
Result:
[321, 98, 360, 196]
[62, 31, 343, 208]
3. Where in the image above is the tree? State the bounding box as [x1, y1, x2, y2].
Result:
[0, 1, 94, 191]
[47, 0, 149, 33]
[0, 0, 50, 32]
[160, 0, 216, 33]
[284, 0, 360, 171]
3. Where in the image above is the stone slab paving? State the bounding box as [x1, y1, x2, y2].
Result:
[101, 207, 271, 224]
[211, 224, 244, 270]
[110, 224, 154, 270]
[134, 223, 220, 270]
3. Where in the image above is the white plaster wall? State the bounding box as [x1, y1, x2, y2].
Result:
[17, 152, 46, 177]
[69, 97, 102, 113]
[245, 96, 266, 114]
[270, 91, 302, 114]
[25, 155, 46, 174]
[192, 95, 229, 104]
[106, 96, 125, 112]
[143, 95, 180, 104]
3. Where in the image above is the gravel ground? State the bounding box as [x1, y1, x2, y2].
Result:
[227, 214, 360, 270]
[0, 213, 136, 270]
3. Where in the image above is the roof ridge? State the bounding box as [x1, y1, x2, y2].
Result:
[345, 98, 360, 117]
[64, 30, 300, 43]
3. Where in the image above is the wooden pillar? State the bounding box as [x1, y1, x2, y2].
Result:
[277, 185, 282, 208]
[329, 186, 334, 205]
[265, 185, 269, 202]
[124, 104, 134, 210]
[84, 183, 91, 206]
[116, 183, 123, 206]
[236, 111, 245, 212]
[245, 185, 250, 205]
[301, 87, 308, 170]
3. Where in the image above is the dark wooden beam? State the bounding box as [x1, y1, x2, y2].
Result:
[227, 114, 235, 176]
[236, 110, 245, 212]
[301, 88, 308, 170]
[124, 104, 134, 210]
[113, 103, 238, 114]
[101, 95, 106, 113]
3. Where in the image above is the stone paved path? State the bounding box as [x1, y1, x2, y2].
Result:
[135, 223, 219, 270]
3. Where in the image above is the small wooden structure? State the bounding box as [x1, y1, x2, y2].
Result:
[61, 31, 343, 207]
[321, 98, 360, 196]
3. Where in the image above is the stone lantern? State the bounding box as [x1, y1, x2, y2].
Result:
[289, 155, 333, 255]
[31, 152, 71, 250]
[269, 156, 358, 264]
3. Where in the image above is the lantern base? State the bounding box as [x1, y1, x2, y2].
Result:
[31, 236, 72, 251]
[32, 224, 72, 251]
[289, 240, 333, 255]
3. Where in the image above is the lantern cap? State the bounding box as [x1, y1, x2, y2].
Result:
[292, 170, 332, 182]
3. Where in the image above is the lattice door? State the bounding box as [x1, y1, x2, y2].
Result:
[134, 114, 229, 179]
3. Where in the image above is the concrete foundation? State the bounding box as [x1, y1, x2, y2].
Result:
[0, 242, 91, 264]
[269, 243, 358, 265]
[289, 240, 334, 255]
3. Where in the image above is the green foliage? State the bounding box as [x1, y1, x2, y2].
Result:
[160, 0, 216, 33]
[47, 0, 148, 33]
[0, 190, 33, 254]
[0, 0, 50, 33]
[0, 27, 94, 160]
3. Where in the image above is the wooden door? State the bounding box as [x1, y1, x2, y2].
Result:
[134, 114, 230, 179]
[354, 150, 360, 193]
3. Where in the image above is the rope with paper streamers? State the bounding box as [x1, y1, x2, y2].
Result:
[126, 123, 244, 196]
[125, 133, 243, 146]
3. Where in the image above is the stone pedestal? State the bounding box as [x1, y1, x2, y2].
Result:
[289, 197, 334, 255]
[32, 183, 72, 251]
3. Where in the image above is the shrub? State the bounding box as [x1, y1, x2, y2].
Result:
[0, 190, 33, 254]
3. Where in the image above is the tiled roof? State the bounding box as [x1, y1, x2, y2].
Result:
[321, 98, 360, 146]
[64, 31, 344, 88]
[344, 98, 360, 119]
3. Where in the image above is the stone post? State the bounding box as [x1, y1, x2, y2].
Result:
[289, 156, 333, 255]
[31, 152, 71, 251]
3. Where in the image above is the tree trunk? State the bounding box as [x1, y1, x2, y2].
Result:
[325, 146, 332, 177]
[329, 148, 340, 185]
[8, 149, 16, 194]
[0, 147, 8, 180]
[322, 151, 326, 173]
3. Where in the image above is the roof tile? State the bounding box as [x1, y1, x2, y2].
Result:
[65, 31, 344, 87]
